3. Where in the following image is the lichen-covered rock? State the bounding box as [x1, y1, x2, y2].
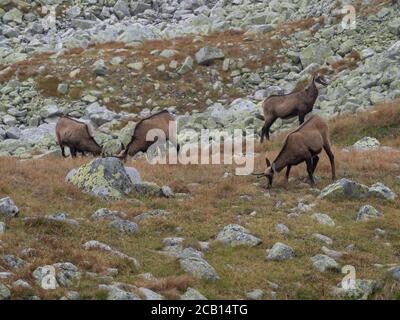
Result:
[0, 284, 11, 300]
[313, 233, 333, 245]
[266, 242, 295, 261]
[368, 183, 397, 201]
[195, 47, 225, 65]
[125, 167, 142, 185]
[0, 197, 19, 218]
[246, 289, 264, 300]
[216, 224, 262, 247]
[102, 139, 123, 157]
[99, 283, 141, 300]
[332, 279, 379, 300]
[311, 254, 340, 273]
[110, 219, 139, 234]
[82, 240, 140, 268]
[32, 262, 81, 289]
[300, 41, 333, 67]
[356, 205, 382, 221]
[133, 182, 163, 197]
[311, 213, 335, 227]
[275, 224, 289, 235]
[387, 266, 400, 281]
[91, 208, 127, 221]
[352, 137, 380, 151]
[318, 179, 369, 200]
[2, 255, 26, 269]
[180, 287, 207, 300]
[138, 287, 165, 300]
[134, 209, 167, 222]
[69, 157, 134, 199]
[180, 256, 220, 282]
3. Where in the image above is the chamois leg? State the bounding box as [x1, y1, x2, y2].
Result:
[60, 145, 67, 158]
[299, 114, 305, 125]
[260, 116, 275, 142]
[324, 145, 336, 181]
[70, 147, 78, 158]
[285, 165, 292, 188]
[305, 158, 315, 186]
[312, 155, 320, 174]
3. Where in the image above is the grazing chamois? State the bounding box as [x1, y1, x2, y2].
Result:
[56, 116, 103, 158]
[118, 110, 180, 161]
[253, 115, 336, 188]
[260, 74, 329, 142]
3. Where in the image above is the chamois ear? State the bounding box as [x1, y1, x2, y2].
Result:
[265, 157, 271, 167]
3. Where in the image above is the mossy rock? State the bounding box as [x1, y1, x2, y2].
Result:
[70, 157, 134, 199]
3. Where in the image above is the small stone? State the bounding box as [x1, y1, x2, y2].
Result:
[311, 254, 340, 273]
[387, 266, 400, 281]
[12, 279, 32, 290]
[332, 279, 379, 299]
[92, 208, 127, 221]
[110, 219, 139, 234]
[138, 287, 164, 300]
[0, 197, 19, 218]
[356, 205, 382, 221]
[195, 47, 225, 66]
[216, 224, 262, 247]
[246, 289, 264, 300]
[180, 257, 220, 282]
[180, 287, 207, 300]
[313, 233, 333, 245]
[0, 284, 11, 300]
[318, 179, 369, 200]
[0, 222, 6, 233]
[2, 255, 26, 269]
[352, 137, 380, 151]
[368, 183, 397, 201]
[57, 83, 69, 95]
[178, 56, 194, 75]
[127, 62, 143, 71]
[266, 242, 295, 261]
[275, 224, 289, 235]
[321, 246, 344, 259]
[311, 213, 335, 227]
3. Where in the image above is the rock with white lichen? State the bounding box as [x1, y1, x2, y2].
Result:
[69, 157, 133, 199]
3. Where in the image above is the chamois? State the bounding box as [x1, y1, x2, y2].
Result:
[260, 74, 329, 142]
[118, 110, 180, 161]
[253, 115, 336, 188]
[56, 116, 102, 158]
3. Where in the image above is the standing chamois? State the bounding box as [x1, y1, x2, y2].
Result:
[253, 115, 336, 188]
[118, 110, 180, 161]
[260, 74, 329, 142]
[56, 116, 103, 158]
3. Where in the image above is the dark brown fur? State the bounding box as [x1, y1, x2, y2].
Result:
[56, 116, 102, 158]
[118, 110, 179, 161]
[260, 74, 328, 142]
[254, 115, 336, 188]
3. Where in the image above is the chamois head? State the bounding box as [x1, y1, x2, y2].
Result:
[263, 157, 275, 188]
[313, 74, 329, 87]
[252, 155, 275, 188]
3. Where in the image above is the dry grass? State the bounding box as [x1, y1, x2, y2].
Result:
[330, 50, 361, 72]
[330, 100, 400, 146]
